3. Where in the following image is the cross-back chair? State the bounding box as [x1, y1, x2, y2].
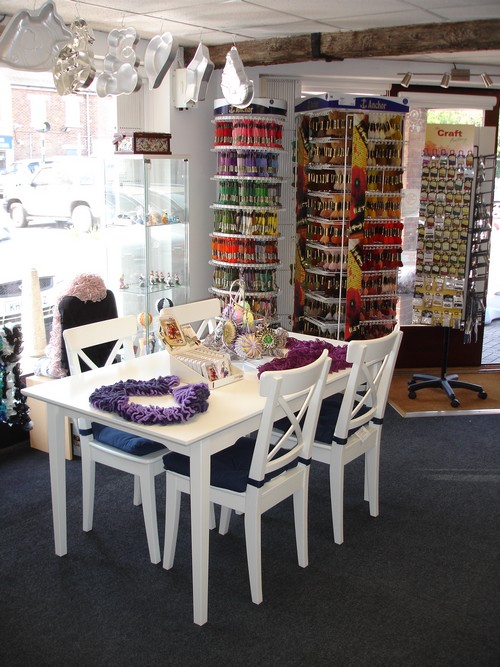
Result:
[159, 297, 221, 340]
[162, 349, 331, 605]
[63, 314, 167, 564]
[311, 328, 403, 544]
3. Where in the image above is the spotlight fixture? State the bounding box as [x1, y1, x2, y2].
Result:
[481, 73, 493, 88]
[440, 73, 451, 89]
[401, 72, 412, 88]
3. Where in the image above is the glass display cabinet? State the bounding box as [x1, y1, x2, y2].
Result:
[103, 155, 189, 352]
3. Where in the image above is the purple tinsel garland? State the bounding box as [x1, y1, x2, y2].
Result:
[89, 375, 211, 425]
[257, 338, 350, 378]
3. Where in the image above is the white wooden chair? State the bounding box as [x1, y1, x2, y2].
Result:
[162, 349, 331, 605]
[63, 315, 167, 564]
[159, 297, 221, 339]
[311, 328, 403, 544]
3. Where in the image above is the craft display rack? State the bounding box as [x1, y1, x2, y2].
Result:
[209, 98, 287, 320]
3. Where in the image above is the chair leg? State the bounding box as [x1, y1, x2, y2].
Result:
[81, 442, 96, 532]
[209, 503, 216, 530]
[330, 445, 345, 545]
[163, 473, 181, 570]
[244, 503, 263, 605]
[363, 461, 369, 503]
[293, 477, 309, 568]
[133, 475, 142, 506]
[219, 506, 232, 534]
[139, 470, 161, 564]
[365, 442, 380, 518]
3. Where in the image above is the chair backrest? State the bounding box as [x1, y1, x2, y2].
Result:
[56, 289, 118, 375]
[63, 314, 137, 376]
[249, 349, 331, 486]
[160, 298, 221, 339]
[333, 328, 403, 444]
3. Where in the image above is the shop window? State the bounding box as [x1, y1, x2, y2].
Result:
[2, 77, 116, 372]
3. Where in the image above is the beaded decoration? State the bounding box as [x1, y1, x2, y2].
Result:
[89, 375, 210, 425]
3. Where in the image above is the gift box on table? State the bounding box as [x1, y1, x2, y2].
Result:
[113, 132, 172, 155]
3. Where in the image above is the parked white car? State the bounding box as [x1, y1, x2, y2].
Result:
[2, 158, 105, 232]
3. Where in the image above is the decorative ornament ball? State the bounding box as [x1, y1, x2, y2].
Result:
[138, 311, 153, 328]
[234, 332, 263, 359]
[222, 320, 237, 345]
[223, 301, 254, 326]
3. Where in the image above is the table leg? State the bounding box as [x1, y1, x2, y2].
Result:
[47, 404, 68, 556]
[189, 441, 211, 625]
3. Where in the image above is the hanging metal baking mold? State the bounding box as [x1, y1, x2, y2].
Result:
[53, 19, 96, 95]
[185, 42, 214, 105]
[96, 27, 142, 97]
[144, 32, 178, 90]
[0, 1, 72, 71]
[221, 46, 254, 109]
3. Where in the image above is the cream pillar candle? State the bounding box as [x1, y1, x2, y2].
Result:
[21, 267, 47, 357]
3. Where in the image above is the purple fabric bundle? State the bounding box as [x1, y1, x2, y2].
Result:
[89, 375, 210, 425]
[257, 338, 349, 378]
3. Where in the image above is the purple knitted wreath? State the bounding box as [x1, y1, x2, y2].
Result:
[89, 375, 210, 425]
[257, 338, 350, 378]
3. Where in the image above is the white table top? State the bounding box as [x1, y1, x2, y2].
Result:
[23, 342, 349, 454]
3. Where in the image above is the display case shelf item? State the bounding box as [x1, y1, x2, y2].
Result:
[104, 155, 189, 350]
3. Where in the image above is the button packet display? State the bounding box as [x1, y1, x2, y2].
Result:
[159, 315, 243, 388]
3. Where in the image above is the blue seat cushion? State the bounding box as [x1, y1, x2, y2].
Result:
[163, 436, 298, 493]
[91, 422, 166, 456]
[274, 393, 371, 445]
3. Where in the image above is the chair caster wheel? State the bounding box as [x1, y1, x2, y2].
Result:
[451, 398, 460, 408]
[408, 379, 416, 386]
[478, 391, 487, 400]
[408, 390, 416, 399]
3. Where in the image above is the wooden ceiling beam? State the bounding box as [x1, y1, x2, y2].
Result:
[184, 19, 500, 69]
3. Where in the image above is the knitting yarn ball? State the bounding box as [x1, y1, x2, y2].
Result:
[234, 332, 263, 359]
[138, 311, 153, 328]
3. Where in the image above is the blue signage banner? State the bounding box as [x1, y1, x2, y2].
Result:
[295, 95, 409, 114]
[0, 136, 13, 149]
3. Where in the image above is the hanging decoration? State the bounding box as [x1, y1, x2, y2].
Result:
[204, 280, 288, 360]
[0, 1, 72, 71]
[96, 27, 142, 97]
[220, 46, 254, 109]
[185, 42, 214, 105]
[144, 32, 178, 90]
[53, 19, 96, 95]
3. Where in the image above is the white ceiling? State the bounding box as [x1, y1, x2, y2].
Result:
[1, 0, 500, 68]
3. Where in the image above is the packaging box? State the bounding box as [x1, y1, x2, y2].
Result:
[159, 316, 243, 389]
[113, 132, 172, 155]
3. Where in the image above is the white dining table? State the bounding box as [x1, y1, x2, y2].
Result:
[22, 337, 350, 625]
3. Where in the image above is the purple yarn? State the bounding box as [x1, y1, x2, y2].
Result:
[89, 375, 210, 425]
[257, 339, 350, 378]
